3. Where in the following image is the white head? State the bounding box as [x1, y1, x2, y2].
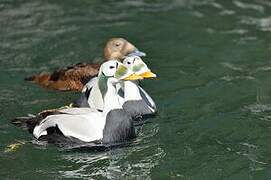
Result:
[123, 56, 156, 78]
[98, 60, 143, 96]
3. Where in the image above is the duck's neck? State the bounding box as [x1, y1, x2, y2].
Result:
[103, 81, 122, 115]
[124, 81, 141, 101]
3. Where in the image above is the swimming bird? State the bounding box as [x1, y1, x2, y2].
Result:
[13, 60, 143, 145]
[25, 38, 146, 91]
[75, 56, 157, 118]
[121, 56, 157, 118]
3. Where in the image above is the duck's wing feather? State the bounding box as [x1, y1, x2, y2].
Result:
[82, 77, 98, 92]
[74, 77, 98, 108]
[138, 86, 157, 112]
[25, 63, 100, 91]
[58, 107, 98, 115]
[33, 113, 105, 142]
[11, 111, 65, 133]
[12, 107, 98, 135]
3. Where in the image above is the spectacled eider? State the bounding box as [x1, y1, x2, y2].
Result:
[13, 60, 143, 148]
[75, 56, 157, 119]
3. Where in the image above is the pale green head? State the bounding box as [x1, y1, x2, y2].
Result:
[123, 56, 157, 78]
[98, 60, 143, 97]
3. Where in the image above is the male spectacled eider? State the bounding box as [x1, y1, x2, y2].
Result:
[75, 56, 157, 119]
[25, 38, 145, 91]
[13, 60, 143, 146]
[121, 56, 157, 118]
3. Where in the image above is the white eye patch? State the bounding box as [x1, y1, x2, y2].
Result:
[123, 56, 149, 74]
[100, 60, 119, 77]
[123, 56, 137, 67]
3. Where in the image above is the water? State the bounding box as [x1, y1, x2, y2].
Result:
[1, 0, 271, 179]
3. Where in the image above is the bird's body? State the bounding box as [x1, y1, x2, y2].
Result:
[26, 63, 100, 91]
[122, 81, 156, 118]
[75, 56, 157, 119]
[33, 112, 105, 142]
[25, 38, 145, 91]
[13, 61, 142, 147]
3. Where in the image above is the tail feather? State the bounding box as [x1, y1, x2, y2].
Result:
[24, 73, 51, 84]
[11, 110, 66, 133]
[24, 75, 35, 81]
[11, 115, 42, 133]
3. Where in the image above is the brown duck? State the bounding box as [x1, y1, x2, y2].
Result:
[25, 38, 145, 91]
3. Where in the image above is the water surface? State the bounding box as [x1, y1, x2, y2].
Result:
[1, 0, 271, 179]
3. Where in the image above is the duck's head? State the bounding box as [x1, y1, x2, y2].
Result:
[104, 38, 146, 61]
[123, 56, 156, 79]
[98, 60, 143, 96]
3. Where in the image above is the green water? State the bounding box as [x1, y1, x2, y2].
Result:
[1, 0, 271, 179]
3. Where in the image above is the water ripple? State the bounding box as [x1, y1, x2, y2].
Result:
[58, 123, 164, 179]
[233, 0, 265, 13]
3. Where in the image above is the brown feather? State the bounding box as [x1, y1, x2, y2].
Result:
[26, 63, 100, 91]
[24, 38, 138, 91]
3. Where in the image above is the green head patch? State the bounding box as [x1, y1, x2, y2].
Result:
[132, 63, 145, 73]
[115, 64, 128, 79]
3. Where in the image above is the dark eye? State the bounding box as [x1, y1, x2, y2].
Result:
[127, 61, 131, 65]
[109, 66, 115, 69]
[115, 42, 121, 47]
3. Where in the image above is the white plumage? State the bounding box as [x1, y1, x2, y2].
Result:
[32, 60, 141, 143]
[78, 56, 157, 114]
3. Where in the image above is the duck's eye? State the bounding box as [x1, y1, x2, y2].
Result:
[115, 42, 121, 47]
[127, 61, 131, 65]
[109, 66, 115, 69]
